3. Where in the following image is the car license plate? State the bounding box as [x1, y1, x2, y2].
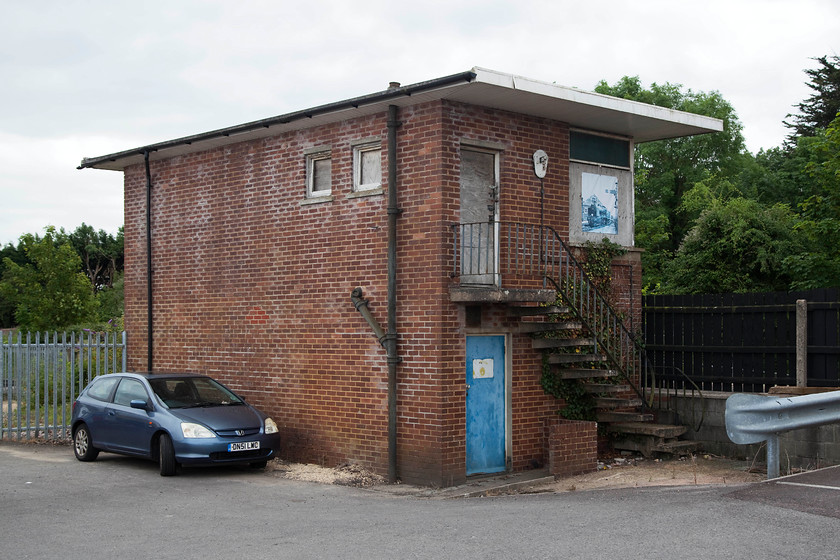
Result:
[228, 441, 260, 452]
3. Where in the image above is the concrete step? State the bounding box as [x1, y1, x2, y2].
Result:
[547, 353, 606, 365]
[507, 305, 569, 317]
[657, 440, 702, 455]
[596, 411, 655, 423]
[518, 321, 582, 334]
[555, 369, 616, 380]
[607, 422, 687, 439]
[581, 383, 627, 394]
[594, 397, 643, 409]
[532, 337, 596, 350]
[611, 436, 700, 458]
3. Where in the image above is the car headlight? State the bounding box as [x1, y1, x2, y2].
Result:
[264, 417, 278, 434]
[181, 422, 216, 438]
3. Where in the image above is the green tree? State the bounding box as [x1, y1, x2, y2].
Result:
[0, 227, 99, 331]
[784, 55, 840, 140]
[96, 271, 124, 323]
[69, 223, 124, 292]
[0, 241, 29, 327]
[594, 76, 746, 289]
[662, 198, 804, 294]
[784, 113, 840, 289]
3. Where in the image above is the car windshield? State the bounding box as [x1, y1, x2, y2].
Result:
[148, 377, 244, 409]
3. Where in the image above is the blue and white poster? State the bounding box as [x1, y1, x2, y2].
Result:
[581, 172, 618, 234]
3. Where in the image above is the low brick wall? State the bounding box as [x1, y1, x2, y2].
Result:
[545, 418, 598, 477]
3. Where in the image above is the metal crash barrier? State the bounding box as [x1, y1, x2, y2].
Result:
[725, 390, 840, 479]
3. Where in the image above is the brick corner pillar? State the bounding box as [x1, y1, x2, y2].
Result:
[545, 417, 598, 477]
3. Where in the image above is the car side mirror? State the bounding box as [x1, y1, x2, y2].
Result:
[130, 399, 150, 411]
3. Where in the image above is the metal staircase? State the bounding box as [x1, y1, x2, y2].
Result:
[452, 222, 699, 457]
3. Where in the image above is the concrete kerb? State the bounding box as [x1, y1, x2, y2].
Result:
[368, 469, 556, 499]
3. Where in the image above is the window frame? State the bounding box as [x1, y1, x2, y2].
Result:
[305, 147, 332, 199]
[352, 140, 382, 193]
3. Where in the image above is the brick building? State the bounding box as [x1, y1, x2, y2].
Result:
[80, 68, 721, 486]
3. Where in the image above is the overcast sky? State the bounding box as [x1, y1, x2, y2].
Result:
[1, 0, 837, 245]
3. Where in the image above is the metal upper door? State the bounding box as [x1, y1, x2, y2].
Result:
[459, 148, 499, 286]
[465, 335, 506, 475]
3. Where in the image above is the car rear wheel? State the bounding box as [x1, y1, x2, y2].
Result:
[159, 434, 177, 476]
[73, 424, 99, 462]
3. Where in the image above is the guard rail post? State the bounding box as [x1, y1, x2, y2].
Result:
[725, 390, 840, 479]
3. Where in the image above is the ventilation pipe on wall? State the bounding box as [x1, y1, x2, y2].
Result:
[144, 150, 154, 373]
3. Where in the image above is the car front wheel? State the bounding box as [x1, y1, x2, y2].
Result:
[159, 434, 177, 476]
[73, 424, 99, 462]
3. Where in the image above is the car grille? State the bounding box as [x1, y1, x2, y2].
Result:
[215, 428, 261, 437]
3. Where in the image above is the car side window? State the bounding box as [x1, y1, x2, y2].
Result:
[86, 377, 120, 402]
[113, 378, 149, 407]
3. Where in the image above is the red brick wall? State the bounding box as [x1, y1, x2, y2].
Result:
[121, 98, 633, 486]
[545, 417, 598, 477]
[610, 249, 643, 337]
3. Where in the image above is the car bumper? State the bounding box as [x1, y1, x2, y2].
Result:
[172, 433, 281, 465]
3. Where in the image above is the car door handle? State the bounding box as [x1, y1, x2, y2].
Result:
[108, 410, 116, 416]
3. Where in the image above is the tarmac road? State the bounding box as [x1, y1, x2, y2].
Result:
[1, 442, 837, 560]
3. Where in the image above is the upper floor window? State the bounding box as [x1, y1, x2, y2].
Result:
[306, 148, 332, 198]
[570, 130, 631, 169]
[353, 141, 382, 192]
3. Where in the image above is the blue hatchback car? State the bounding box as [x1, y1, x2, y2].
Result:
[71, 372, 281, 476]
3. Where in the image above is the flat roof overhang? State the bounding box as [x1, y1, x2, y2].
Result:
[79, 67, 724, 172]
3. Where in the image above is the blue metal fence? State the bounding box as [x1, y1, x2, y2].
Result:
[1, 331, 126, 441]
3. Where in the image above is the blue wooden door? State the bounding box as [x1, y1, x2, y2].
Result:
[466, 335, 506, 475]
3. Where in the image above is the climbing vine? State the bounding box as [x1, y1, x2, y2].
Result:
[579, 238, 626, 296]
[540, 355, 596, 421]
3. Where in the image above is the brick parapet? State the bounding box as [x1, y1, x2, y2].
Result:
[545, 417, 598, 477]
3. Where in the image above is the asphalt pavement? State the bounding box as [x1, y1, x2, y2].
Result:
[1, 441, 838, 559]
[729, 464, 840, 519]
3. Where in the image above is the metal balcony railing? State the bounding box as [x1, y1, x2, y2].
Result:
[451, 222, 650, 398]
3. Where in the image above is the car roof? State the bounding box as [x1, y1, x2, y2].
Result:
[110, 372, 212, 380]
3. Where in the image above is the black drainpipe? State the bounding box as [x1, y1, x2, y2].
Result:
[385, 104, 402, 483]
[350, 105, 402, 482]
[144, 150, 154, 373]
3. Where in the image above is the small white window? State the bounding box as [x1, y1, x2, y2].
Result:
[306, 151, 332, 197]
[353, 142, 382, 192]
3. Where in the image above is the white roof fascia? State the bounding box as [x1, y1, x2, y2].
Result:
[79, 67, 723, 172]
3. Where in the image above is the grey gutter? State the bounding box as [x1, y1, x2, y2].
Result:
[77, 71, 477, 170]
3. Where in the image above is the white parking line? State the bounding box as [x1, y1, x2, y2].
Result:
[778, 481, 840, 491]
